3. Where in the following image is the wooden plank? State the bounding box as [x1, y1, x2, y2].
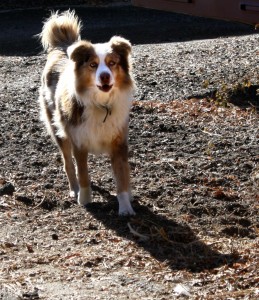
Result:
[132, 0, 259, 24]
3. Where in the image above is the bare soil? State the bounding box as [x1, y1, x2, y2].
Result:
[0, 5, 259, 300]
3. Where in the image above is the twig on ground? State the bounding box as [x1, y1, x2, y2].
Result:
[33, 196, 46, 209]
[127, 222, 149, 241]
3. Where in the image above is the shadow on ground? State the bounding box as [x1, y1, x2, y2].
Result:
[85, 183, 237, 272]
[191, 84, 259, 110]
[0, 6, 255, 56]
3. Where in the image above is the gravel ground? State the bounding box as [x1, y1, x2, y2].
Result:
[0, 4, 258, 300]
[134, 34, 259, 100]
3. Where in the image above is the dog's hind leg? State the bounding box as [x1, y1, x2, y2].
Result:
[57, 137, 79, 198]
[72, 146, 92, 206]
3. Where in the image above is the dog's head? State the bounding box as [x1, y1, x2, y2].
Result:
[67, 36, 133, 97]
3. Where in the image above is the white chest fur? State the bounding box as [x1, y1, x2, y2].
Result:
[69, 89, 132, 154]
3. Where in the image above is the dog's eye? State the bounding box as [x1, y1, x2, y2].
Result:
[89, 62, 98, 69]
[109, 61, 116, 67]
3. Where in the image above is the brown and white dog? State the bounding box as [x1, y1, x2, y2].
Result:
[39, 11, 135, 215]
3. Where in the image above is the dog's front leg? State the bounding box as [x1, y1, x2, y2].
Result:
[110, 141, 135, 216]
[73, 147, 92, 206]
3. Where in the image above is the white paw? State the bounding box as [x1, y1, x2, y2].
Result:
[69, 184, 79, 198]
[118, 192, 136, 216]
[77, 187, 92, 206]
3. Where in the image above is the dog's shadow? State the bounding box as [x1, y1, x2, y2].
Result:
[86, 184, 237, 272]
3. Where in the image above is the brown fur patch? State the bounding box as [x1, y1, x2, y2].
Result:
[69, 41, 99, 94]
[69, 41, 95, 67]
[60, 92, 85, 126]
[110, 127, 130, 193]
[109, 37, 133, 89]
[114, 65, 132, 89]
[43, 50, 67, 87]
[110, 36, 132, 73]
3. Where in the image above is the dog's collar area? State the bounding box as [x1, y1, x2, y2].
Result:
[103, 105, 112, 123]
[94, 103, 112, 122]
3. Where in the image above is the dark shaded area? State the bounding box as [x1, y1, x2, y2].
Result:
[0, 5, 255, 56]
[0, 0, 124, 9]
[0, 181, 15, 196]
[228, 84, 259, 109]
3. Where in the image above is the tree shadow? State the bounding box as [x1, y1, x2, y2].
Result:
[85, 183, 237, 272]
[0, 6, 255, 56]
[228, 84, 259, 110]
[192, 84, 259, 111]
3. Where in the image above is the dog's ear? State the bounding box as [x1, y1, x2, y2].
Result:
[67, 41, 94, 67]
[110, 36, 132, 73]
[110, 36, 132, 56]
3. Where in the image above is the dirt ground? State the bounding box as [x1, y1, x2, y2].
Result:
[0, 5, 259, 300]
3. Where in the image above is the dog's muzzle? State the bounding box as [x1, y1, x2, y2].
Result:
[98, 72, 113, 92]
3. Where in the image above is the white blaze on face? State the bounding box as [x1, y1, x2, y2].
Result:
[94, 43, 114, 87]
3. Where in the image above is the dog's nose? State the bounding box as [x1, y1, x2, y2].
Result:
[100, 72, 110, 84]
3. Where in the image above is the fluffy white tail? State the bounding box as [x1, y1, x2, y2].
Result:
[40, 10, 81, 51]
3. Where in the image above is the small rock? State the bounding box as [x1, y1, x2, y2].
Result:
[22, 288, 39, 300]
[150, 81, 157, 86]
[44, 183, 53, 189]
[52, 233, 59, 240]
[88, 223, 98, 230]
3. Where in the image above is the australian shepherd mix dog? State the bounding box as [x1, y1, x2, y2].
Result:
[39, 10, 135, 215]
